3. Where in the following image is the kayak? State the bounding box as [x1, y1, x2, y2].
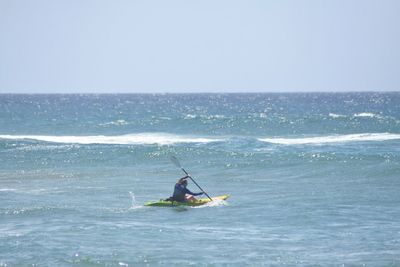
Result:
[145, 195, 230, 207]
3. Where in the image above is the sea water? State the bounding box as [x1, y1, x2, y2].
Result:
[0, 93, 399, 266]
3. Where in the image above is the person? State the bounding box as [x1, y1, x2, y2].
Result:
[171, 175, 204, 202]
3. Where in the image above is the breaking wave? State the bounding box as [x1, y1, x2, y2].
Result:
[258, 133, 400, 145]
[1, 132, 399, 146]
[0, 133, 224, 145]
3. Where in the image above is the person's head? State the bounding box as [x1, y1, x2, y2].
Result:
[178, 178, 188, 186]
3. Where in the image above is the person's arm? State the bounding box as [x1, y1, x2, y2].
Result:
[184, 187, 203, 196]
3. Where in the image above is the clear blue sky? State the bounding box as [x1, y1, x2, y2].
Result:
[0, 0, 399, 93]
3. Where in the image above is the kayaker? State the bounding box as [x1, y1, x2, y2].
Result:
[171, 176, 204, 202]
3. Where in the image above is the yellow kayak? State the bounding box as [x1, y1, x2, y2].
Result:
[145, 195, 230, 207]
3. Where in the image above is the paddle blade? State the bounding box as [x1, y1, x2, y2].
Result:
[170, 156, 182, 168]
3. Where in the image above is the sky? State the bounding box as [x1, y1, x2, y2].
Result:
[0, 0, 399, 93]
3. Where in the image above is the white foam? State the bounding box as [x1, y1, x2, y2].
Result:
[184, 114, 226, 120]
[354, 112, 380, 118]
[2, 132, 398, 146]
[0, 133, 223, 145]
[184, 114, 197, 119]
[258, 133, 400, 145]
[0, 188, 17, 192]
[329, 113, 346, 118]
[99, 119, 129, 126]
[192, 199, 228, 208]
[208, 114, 226, 119]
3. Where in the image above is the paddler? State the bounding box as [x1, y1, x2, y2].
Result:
[171, 176, 204, 202]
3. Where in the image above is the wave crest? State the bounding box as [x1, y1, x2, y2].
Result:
[1, 133, 399, 146]
[0, 133, 223, 145]
[258, 133, 400, 145]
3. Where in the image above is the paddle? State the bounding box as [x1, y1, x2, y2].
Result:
[170, 156, 213, 201]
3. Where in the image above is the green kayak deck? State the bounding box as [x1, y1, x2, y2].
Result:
[145, 195, 230, 207]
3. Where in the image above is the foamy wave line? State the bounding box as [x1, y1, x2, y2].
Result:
[329, 113, 346, 118]
[258, 133, 400, 145]
[354, 112, 379, 118]
[0, 133, 224, 145]
[2, 132, 399, 146]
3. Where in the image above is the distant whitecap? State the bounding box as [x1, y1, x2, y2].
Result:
[354, 112, 379, 118]
[329, 113, 346, 118]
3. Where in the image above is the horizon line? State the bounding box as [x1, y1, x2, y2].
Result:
[0, 90, 399, 95]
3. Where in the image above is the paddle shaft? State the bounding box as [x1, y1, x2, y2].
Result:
[180, 167, 213, 201]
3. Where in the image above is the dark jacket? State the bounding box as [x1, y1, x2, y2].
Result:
[172, 183, 202, 202]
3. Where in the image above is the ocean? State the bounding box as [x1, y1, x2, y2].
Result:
[0, 93, 399, 266]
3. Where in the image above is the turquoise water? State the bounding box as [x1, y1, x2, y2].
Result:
[1, 93, 400, 266]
